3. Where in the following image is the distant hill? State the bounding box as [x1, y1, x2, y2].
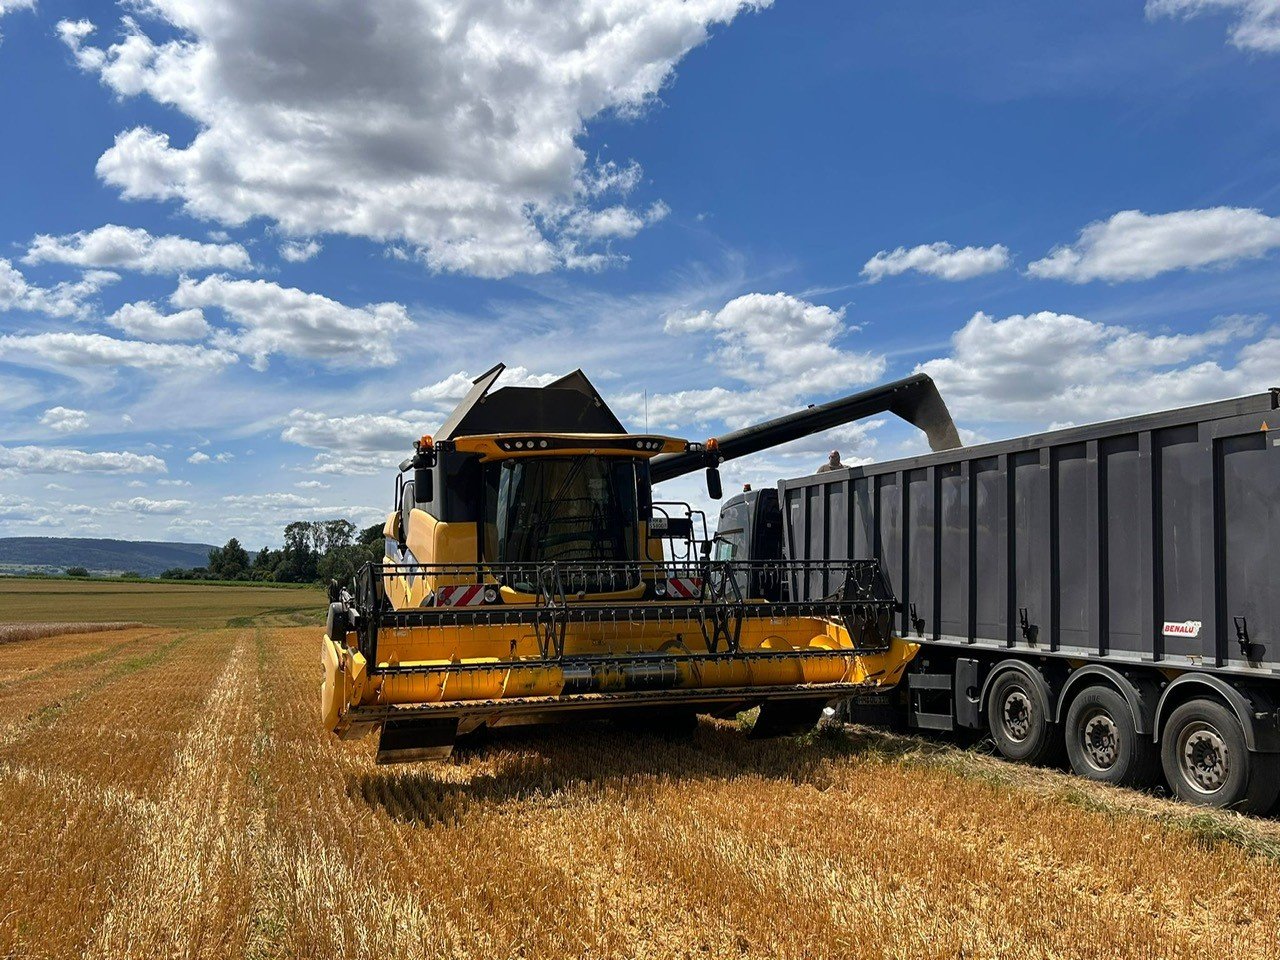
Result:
[0, 537, 218, 577]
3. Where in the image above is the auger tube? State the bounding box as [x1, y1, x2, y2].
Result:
[648, 373, 961, 484]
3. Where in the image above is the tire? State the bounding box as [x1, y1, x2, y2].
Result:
[987, 670, 1060, 765]
[1064, 685, 1160, 788]
[1160, 698, 1280, 815]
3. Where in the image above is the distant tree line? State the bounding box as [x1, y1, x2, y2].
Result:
[160, 519, 385, 584]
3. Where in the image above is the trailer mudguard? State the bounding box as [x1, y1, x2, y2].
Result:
[1055, 665, 1159, 736]
[1154, 675, 1280, 752]
[979, 659, 1056, 723]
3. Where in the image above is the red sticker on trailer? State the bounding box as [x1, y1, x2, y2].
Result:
[1162, 620, 1202, 638]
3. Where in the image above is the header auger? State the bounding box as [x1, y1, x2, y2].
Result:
[320, 364, 960, 762]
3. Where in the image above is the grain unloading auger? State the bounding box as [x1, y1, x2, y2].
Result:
[321, 365, 961, 762]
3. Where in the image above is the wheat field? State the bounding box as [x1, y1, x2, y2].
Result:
[1, 616, 1279, 960]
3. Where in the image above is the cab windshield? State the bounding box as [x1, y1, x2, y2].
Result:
[483, 456, 641, 565]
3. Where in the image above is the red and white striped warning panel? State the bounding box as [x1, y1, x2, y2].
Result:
[435, 584, 487, 606]
[666, 577, 702, 599]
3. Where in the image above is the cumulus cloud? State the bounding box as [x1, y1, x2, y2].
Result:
[917, 310, 1275, 422]
[186, 451, 210, 464]
[171, 274, 412, 369]
[663, 293, 884, 395]
[39, 407, 89, 434]
[0, 444, 166, 474]
[57, 3, 761, 278]
[411, 366, 559, 405]
[279, 239, 322, 263]
[106, 300, 210, 341]
[1147, 0, 1280, 52]
[25, 224, 251, 274]
[1028, 208, 1280, 282]
[113, 496, 191, 515]
[281, 410, 425, 455]
[0, 332, 235, 372]
[861, 242, 1011, 283]
[222, 492, 319, 509]
[564, 201, 670, 241]
[0, 258, 118, 319]
[627, 292, 885, 431]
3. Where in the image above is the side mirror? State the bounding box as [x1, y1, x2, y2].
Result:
[705, 465, 723, 500]
[413, 465, 433, 504]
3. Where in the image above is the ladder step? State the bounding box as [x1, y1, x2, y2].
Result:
[910, 710, 954, 731]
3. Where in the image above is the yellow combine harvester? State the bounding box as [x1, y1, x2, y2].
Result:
[321, 364, 961, 762]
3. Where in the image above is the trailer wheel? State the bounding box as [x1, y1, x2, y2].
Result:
[1160, 699, 1280, 814]
[1064, 685, 1159, 788]
[986, 671, 1059, 764]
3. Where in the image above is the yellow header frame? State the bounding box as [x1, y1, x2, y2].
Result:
[452, 433, 690, 461]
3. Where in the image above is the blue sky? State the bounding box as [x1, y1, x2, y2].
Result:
[1, 0, 1278, 546]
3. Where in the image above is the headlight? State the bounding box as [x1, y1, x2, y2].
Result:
[654, 581, 667, 597]
[483, 586, 499, 603]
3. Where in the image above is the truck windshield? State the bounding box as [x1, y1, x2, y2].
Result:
[483, 456, 641, 565]
[713, 501, 748, 561]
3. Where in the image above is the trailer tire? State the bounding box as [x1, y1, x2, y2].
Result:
[1160, 699, 1280, 814]
[1065, 685, 1159, 788]
[987, 670, 1060, 765]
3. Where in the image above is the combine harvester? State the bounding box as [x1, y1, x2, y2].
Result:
[321, 364, 959, 762]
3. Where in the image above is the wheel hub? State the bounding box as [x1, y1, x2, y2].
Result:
[1081, 711, 1119, 771]
[1002, 691, 1032, 742]
[1180, 722, 1228, 794]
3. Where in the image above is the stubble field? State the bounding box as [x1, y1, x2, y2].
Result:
[1, 583, 1279, 960]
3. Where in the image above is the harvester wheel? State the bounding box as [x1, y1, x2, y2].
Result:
[1160, 699, 1280, 814]
[1064, 685, 1159, 788]
[987, 671, 1061, 765]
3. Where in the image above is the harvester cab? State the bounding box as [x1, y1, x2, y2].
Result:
[321, 364, 960, 763]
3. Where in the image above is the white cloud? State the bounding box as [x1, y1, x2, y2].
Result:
[106, 300, 210, 341]
[25, 224, 251, 274]
[156, 478, 191, 486]
[39, 407, 89, 434]
[113, 496, 190, 515]
[663, 292, 884, 394]
[0, 258, 118, 319]
[281, 409, 424, 455]
[295, 480, 330, 489]
[1028, 208, 1280, 282]
[411, 366, 559, 405]
[0, 444, 166, 475]
[861, 242, 1011, 283]
[278, 239, 322, 263]
[0, 332, 235, 372]
[57, 2, 763, 278]
[917, 310, 1275, 422]
[222, 492, 318, 509]
[625, 292, 885, 434]
[171, 274, 412, 369]
[1147, 0, 1280, 52]
[186, 451, 209, 464]
[564, 201, 670, 241]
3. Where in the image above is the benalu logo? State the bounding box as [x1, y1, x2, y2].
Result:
[1163, 620, 1202, 638]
